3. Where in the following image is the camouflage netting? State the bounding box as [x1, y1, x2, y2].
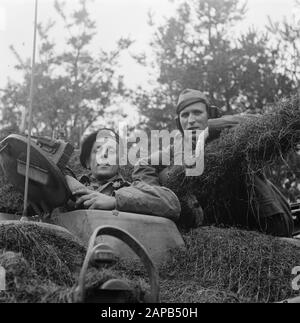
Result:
[115, 227, 300, 303]
[162, 95, 300, 228]
[0, 222, 86, 286]
[0, 222, 144, 303]
[0, 223, 299, 303]
[0, 168, 23, 215]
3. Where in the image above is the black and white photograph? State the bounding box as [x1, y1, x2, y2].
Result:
[0, 0, 299, 307]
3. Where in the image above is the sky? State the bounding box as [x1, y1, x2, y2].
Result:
[0, 0, 297, 89]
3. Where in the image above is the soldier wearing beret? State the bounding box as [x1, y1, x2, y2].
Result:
[69, 128, 181, 221]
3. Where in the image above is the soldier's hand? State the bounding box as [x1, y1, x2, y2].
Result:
[75, 190, 116, 210]
[72, 187, 95, 196]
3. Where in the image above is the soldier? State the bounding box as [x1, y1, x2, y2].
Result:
[70, 128, 180, 221]
[133, 89, 294, 237]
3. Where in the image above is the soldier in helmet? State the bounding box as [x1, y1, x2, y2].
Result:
[133, 89, 294, 237]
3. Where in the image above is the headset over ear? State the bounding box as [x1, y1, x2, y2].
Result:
[209, 105, 222, 119]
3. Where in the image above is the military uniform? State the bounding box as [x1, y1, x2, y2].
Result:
[132, 140, 204, 229]
[133, 116, 294, 237]
[76, 173, 181, 221]
[75, 128, 181, 222]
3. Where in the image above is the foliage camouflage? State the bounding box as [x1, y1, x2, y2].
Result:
[0, 224, 299, 303]
[161, 95, 300, 227]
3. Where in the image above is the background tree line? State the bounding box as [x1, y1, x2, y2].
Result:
[0, 0, 299, 201]
[0, 0, 132, 147]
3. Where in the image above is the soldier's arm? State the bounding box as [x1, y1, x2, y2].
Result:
[115, 180, 181, 222]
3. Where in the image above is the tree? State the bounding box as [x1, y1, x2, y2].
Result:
[267, 1, 300, 92]
[134, 0, 246, 131]
[234, 29, 295, 112]
[265, 2, 300, 202]
[0, 0, 132, 147]
[155, 0, 246, 107]
[133, 0, 296, 130]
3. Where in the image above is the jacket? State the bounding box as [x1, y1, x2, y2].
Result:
[78, 173, 181, 222]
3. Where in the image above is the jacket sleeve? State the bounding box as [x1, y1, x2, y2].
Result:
[114, 177, 181, 222]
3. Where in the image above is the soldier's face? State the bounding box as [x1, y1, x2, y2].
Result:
[88, 137, 119, 180]
[179, 102, 209, 131]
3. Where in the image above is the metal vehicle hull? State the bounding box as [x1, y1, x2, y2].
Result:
[49, 209, 186, 265]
